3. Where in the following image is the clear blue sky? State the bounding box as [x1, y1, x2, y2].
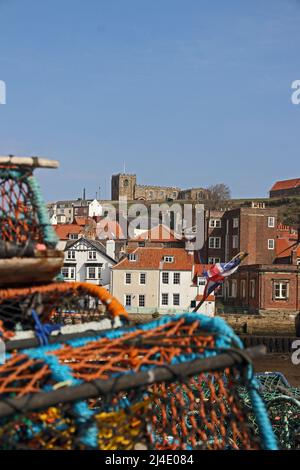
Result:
[0, 0, 299, 201]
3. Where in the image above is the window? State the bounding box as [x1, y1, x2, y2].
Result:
[88, 251, 96, 260]
[163, 256, 174, 263]
[274, 281, 289, 300]
[69, 233, 78, 240]
[162, 272, 169, 284]
[197, 277, 206, 286]
[139, 294, 145, 307]
[208, 257, 221, 264]
[209, 237, 221, 249]
[173, 272, 180, 284]
[61, 267, 75, 279]
[86, 266, 96, 279]
[173, 294, 180, 306]
[125, 273, 131, 284]
[128, 253, 137, 261]
[268, 217, 275, 228]
[241, 279, 246, 299]
[209, 219, 221, 228]
[125, 294, 132, 307]
[66, 250, 75, 259]
[268, 239, 275, 250]
[229, 280, 237, 298]
[190, 300, 196, 308]
[233, 218, 239, 228]
[140, 273, 146, 285]
[161, 293, 169, 306]
[232, 235, 238, 249]
[197, 191, 203, 199]
[250, 280, 255, 299]
[123, 179, 129, 187]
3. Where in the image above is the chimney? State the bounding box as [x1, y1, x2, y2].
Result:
[106, 239, 115, 260]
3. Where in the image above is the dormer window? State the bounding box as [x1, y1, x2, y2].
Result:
[163, 256, 174, 263]
[128, 253, 137, 261]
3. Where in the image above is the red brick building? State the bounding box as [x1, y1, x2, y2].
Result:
[201, 205, 278, 265]
[220, 264, 300, 314]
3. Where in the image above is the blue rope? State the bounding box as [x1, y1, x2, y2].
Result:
[19, 312, 277, 449]
[31, 309, 61, 346]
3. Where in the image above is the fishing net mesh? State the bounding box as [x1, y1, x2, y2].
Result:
[0, 315, 264, 450]
[0, 167, 45, 247]
[0, 282, 125, 338]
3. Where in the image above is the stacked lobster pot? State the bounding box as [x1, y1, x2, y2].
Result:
[0, 156, 279, 450]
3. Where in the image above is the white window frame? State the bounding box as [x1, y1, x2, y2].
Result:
[138, 294, 145, 307]
[197, 277, 206, 286]
[128, 253, 137, 261]
[173, 293, 180, 306]
[61, 267, 75, 280]
[161, 293, 169, 306]
[139, 272, 146, 285]
[163, 256, 174, 263]
[209, 218, 222, 228]
[208, 257, 221, 264]
[173, 272, 180, 285]
[233, 218, 239, 228]
[209, 237, 221, 249]
[125, 273, 132, 285]
[86, 266, 96, 280]
[232, 235, 238, 249]
[268, 216, 275, 228]
[66, 250, 75, 260]
[69, 233, 79, 240]
[229, 279, 237, 298]
[268, 239, 275, 250]
[162, 272, 169, 284]
[88, 251, 97, 260]
[125, 294, 132, 307]
[273, 281, 289, 300]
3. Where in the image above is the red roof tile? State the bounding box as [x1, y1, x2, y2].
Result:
[113, 247, 196, 270]
[54, 224, 82, 240]
[271, 178, 300, 192]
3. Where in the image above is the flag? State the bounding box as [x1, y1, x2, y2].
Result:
[193, 252, 248, 312]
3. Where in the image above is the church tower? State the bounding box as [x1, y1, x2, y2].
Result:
[111, 173, 136, 200]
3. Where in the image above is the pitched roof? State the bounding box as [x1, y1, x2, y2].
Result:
[65, 238, 116, 263]
[54, 224, 82, 240]
[113, 247, 196, 270]
[276, 238, 300, 258]
[270, 178, 300, 192]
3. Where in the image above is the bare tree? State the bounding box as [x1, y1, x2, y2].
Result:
[206, 184, 231, 209]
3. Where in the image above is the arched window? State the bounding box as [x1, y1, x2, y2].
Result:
[123, 179, 129, 187]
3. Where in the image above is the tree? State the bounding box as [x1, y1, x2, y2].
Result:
[206, 184, 231, 209]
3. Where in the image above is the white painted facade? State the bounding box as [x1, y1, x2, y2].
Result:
[88, 199, 103, 218]
[111, 267, 215, 316]
[61, 238, 116, 290]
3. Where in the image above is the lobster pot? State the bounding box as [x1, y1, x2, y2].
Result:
[0, 314, 277, 450]
[0, 158, 63, 285]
